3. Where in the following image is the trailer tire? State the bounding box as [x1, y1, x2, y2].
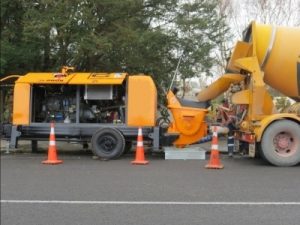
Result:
[261, 120, 300, 166]
[91, 128, 125, 159]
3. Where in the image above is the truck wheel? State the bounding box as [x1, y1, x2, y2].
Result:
[261, 120, 300, 166]
[91, 128, 125, 159]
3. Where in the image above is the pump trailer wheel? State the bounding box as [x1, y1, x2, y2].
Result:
[91, 128, 125, 159]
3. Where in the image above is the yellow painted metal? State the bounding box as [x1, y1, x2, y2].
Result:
[16, 73, 75, 84]
[227, 41, 251, 73]
[16, 72, 127, 85]
[231, 90, 250, 104]
[197, 73, 245, 101]
[251, 22, 300, 99]
[234, 57, 260, 74]
[167, 91, 208, 147]
[126, 76, 157, 126]
[251, 22, 273, 61]
[254, 113, 300, 142]
[12, 83, 31, 125]
[68, 73, 127, 85]
[252, 86, 277, 119]
[234, 55, 277, 121]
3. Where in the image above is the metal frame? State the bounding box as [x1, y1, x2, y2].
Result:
[9, 125, 21, 148]
[4, 82, 178, 152]
[7, 122, 166, 151]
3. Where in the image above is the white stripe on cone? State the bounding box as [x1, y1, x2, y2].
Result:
[50, 127, 55, 135]
[49, 140, 56, 146]
[137, 141, 143, 147]
[211, 144, 218, 149]
[138, 128, 142, 136]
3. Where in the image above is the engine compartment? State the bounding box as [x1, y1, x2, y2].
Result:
[31, 83, 126, 124]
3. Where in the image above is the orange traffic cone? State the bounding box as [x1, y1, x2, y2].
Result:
[42, 122, 63, 165]
[205, 126, 224, 169]
[131, 127, 149, 165]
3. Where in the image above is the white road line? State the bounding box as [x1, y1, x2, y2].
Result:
[1, 200, 300, 205]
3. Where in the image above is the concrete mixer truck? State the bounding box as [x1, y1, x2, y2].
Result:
[197, 21, 300, 166]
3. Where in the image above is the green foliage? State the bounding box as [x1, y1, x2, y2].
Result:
[275, 97, 293, 112]
[1, 0, 228, 90]
[174, 0, 228, 78]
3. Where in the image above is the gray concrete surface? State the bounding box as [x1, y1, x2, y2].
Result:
[1, 146, 300, 225]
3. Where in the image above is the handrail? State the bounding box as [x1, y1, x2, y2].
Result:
[0, 75, 21, 82]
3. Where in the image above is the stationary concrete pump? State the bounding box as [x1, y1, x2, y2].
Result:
[1, 67, 209, 159]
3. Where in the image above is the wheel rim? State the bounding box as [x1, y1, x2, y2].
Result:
[273, 131, 296, 157]
[97, 134, 117, 153]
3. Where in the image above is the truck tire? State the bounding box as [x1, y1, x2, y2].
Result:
[91, 128, 125, 159]
[261, 120, 300, 166]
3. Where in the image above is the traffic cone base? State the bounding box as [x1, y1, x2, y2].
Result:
[42, 159, 63, 165]
[205, 163, 224, 169]
[205, 165, 224, 169]
[131, 160, 149, 165]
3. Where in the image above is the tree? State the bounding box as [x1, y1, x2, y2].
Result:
[221, 0, 300, 40]
[213, 0, 233, 75]
[0, 0, 228, 93]
[0, 0, 25, 75]
[172, 0, 229, 96]
[1, 0, 178, 81]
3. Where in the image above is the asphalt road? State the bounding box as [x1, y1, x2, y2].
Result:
[1, 148, 300, 225]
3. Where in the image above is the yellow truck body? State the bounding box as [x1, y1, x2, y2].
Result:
[197, 22, 300, 166]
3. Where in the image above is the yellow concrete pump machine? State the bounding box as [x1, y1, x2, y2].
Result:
[1, 66, 209, 159]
